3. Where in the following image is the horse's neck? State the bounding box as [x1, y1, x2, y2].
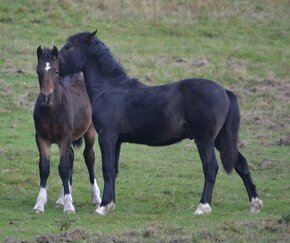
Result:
[47, 85, 64, 112]
[83, 62, 127, 95]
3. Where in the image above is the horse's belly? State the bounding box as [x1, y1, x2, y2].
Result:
[119, 120, 189, 146]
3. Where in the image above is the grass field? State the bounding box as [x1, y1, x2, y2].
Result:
[0, 0, 290, 241]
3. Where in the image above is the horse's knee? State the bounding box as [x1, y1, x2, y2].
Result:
[102, 171, 116, 181]
[39, 161, 50, 179]
[83, 148, 95, 165]
[58, 164, 70, 179]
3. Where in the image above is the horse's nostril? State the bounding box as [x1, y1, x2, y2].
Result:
[41, 93, 53, 105]
[47, 93, 53, 102]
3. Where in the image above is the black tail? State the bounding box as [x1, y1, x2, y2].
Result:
[215, 90, 240, 173]
[72, 137, 83, 148]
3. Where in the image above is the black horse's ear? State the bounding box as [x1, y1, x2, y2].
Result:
[52, 45, 58, 59]
[37, 46, 43, 59]
[87, 30, 97, 41]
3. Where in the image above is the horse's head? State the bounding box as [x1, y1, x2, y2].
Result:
[58, 30, 97, 76]
[36, 46, 59, 106]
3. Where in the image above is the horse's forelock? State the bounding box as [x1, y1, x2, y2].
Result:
[39, 48, 55, 61]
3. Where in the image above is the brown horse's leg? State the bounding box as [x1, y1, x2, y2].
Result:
[58, 138, 75, 213]
[33, 135, 50, 213]
[84, 124, 101, 206]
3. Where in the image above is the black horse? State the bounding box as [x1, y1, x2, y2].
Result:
[58, 31, 263, 215]
[33, 46, 101, 213]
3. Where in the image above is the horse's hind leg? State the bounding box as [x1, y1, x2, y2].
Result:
[55, 146, 74, 207]
[33, 136, 50, 213]
[84, 125, 101, 206]
[235, 152, 263, 213]
[194, 141, 218, 215]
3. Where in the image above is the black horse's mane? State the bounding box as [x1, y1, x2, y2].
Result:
[68, 33, 126, 77]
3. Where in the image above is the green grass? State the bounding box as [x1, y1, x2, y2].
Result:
[0, 0, 290, 241]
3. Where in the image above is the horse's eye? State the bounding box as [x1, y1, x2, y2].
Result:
[66, 43, 72, 50]
[55, 70, 59, 76]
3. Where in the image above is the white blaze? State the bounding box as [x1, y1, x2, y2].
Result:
[45, 62, 51, 71]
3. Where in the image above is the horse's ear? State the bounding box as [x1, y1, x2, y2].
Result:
[37, 46, 43, 59]
[52, 45, 58, 59]
[87, 30, 97, 41]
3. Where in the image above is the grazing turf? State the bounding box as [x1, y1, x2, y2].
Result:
[0, 0, 289, 241]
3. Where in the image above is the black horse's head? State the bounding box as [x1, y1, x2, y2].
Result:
[58, 30, 97, 76]
[36, 46, 59, 106]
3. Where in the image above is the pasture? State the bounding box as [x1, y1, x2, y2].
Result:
[0, 0, 289, 241]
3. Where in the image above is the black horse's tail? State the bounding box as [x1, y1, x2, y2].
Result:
[215, 90, 240, 173]
[72, 137, 83, 148]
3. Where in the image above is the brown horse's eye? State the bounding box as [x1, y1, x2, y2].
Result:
[55, 70, 59, 76]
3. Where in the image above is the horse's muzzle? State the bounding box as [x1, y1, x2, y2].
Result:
[41, 93, 53, 105]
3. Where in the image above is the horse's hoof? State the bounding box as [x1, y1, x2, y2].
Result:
[33, 203, 45, 214]
[92, 202, 101, 208]
[55, 199, 65, 207]
[55, 203, 64, 208]
[33, 208, 44, 214]
[95, 202, 115, 216]
[63, 194, 75, 213]
[194, 203, 212, 215]
[64, 209, 75, 214]
[250, 197, 263, 213]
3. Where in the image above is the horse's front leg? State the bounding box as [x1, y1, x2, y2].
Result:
[55, 147, 74, 208]
[58, 139, 75, 213]
[33, 135, 50, 213]
[95, 131, 118, 215]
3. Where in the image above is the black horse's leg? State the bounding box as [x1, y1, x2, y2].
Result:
[235, 151, 263, 213]
[58, 138, 75, 213]
[113, 142, 121, 203]
[195, 142, 218, 214]
[95, 130, 117, 215]
[33, 135, 50, 213]
[83, 125, 101, 206]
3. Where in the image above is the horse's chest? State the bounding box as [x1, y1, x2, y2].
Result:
[38, 120, 69, 143]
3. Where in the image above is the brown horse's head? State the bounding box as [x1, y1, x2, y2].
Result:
[36, 46, 59, 105]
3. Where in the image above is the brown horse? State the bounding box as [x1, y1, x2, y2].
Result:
[33, 46, 101, 213]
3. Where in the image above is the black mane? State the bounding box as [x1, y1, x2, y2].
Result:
[68, 32, 125, 76]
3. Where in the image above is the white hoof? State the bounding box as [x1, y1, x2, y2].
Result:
[56, 185, 73, 208]
[33, 202, 45, 214]
[63, 194, 75, 213]
[33, 187, 47, 213]
[95, 202, 115, 216]
[194, 203, 212, 215]
[250, 197, 263, 213]
[90, 179, 102, 206]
